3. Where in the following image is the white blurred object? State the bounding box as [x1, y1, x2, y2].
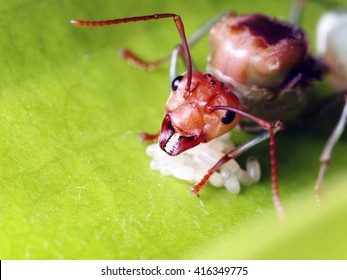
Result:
[146, 133, 261, 194]
[317, 9, 347, 90]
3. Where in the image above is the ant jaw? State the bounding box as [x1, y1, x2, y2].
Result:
[159, 114, 203, 156]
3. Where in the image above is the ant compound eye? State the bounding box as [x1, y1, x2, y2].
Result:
[221, 111, 236, 125]
[171, 75, 184, 91]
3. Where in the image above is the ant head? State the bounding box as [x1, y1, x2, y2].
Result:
[159, 70, 242, 155]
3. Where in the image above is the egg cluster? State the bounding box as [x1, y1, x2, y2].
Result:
[146, 133, 261, 194]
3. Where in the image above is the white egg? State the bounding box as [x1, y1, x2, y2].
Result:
[146, 132, 260, 192]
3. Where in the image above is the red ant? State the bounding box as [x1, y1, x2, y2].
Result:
[71, 3, 339, 218]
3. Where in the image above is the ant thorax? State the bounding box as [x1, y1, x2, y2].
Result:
[207, 13, 325, 122]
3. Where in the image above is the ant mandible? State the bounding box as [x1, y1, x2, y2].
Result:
[71, 2, 331, 218]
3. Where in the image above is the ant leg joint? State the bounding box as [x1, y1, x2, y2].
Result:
[319, 158, 330, 164]
[139, 132, 160, 142]
[273, 120, 286, 132]
[190, 186, 200, 197]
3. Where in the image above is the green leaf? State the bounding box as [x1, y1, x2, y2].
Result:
[1, 0, 346, 259]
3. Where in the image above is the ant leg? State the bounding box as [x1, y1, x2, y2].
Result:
[122, 45, 186, 86]
[121, 43, 188, 81]
[139, 132, 160, 142]
[120, 49, 171, 71]
[191, 124, 282, 191]
[169, 45, 184, 81]
[289, 0, 306, 24]
[119, 12, 229, 79]
[239, 121, 265, 133]
[192, 105, 285, 218]
[187, 12, 230, 46]
[314, 93, 347, 203]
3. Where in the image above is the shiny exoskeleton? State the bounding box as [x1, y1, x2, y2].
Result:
[208, 13, 324, 122]
[160, 71, 241, 156]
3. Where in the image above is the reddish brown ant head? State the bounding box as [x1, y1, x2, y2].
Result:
[208, 13, 308, 90]
[159, 70, 242, 155]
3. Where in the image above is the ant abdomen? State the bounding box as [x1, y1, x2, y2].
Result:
[208, 13, 324, 122]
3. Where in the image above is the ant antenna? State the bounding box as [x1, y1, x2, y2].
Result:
[71, 14, 193, 92]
